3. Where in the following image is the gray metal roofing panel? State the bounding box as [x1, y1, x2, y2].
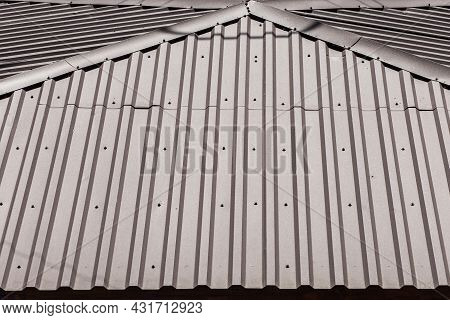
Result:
[4, 0, 450, 9]
[0, 3, 248, 94]
[1, 2, 450, 82]
[1, 16, 450, 290]
[2, 1, 450, 95]
[295, 6, 450, 68]
[249, 0, 361, 48]
[351, 38, 450, 83]
[0, 2, 215, 79]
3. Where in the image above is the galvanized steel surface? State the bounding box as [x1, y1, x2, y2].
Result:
[0, 16, 449, 290]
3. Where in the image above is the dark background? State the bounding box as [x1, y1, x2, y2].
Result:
[1, 286, 450, 300]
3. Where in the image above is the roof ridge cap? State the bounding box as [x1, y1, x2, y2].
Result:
[248, 1, 450, 84]
[2, 0, 450, 10]
[1, 0, 448, 95]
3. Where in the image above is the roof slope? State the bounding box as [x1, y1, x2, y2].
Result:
[1, 0, 450, 79]
[1, 1, 449, 95]
[0, 2, 449, 290]
[0, 1, 212, 79]
[296, 6, 450, 67]
[4, 0, 450, 9]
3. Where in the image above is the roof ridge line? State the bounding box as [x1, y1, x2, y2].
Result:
[0, 0, 449, 95]
[2, 0, 450, 10]
[247, 1, 450, 85]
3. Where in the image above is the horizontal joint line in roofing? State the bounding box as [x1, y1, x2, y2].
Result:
[34, 104, 442, 111]
[0, 0, 449, 95]
[2, 0, 450, 10]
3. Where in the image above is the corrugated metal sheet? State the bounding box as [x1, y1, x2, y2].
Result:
[0, 1, 211, 79]
[1, 14, 449, 290]
[1, 0, 450, 80]
[4, 0, 450, 10]
[295, 6, 450, 67]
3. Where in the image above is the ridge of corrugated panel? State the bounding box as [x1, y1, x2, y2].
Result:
[0, 1, 214, 79]
[2, 1, 449, 95]
[0, 13, 450, 290]
[3, 0, 450, 10]
[1, 0, 450, 80]
[294, 6, 450, 68]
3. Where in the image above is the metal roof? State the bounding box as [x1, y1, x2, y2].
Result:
[0, 1, 212, 79]
[295, 6, 450, 68]
[0, 2, 449, 290]
[4, 0, 450, 10]
[1, 0, 450, 79]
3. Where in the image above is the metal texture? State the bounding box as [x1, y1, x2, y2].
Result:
[1, 0, 450, 80]
[1, 12, 450, 290]
[2, 2, 449, 95]
[0, 1, 212, 79]
[4, 0, 450, 10]
[295, 6, 450, 68]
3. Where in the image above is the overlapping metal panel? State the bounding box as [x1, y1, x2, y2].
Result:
[1, 16, 449, 290]
[1, 0, 450, 80]
[295, 6, 450, 67]
[0, 1, 211, 79]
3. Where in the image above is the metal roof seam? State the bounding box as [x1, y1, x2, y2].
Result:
[26, 103, 443, 112]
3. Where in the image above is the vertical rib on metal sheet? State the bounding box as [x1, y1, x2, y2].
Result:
[0, 17, 449, 290]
